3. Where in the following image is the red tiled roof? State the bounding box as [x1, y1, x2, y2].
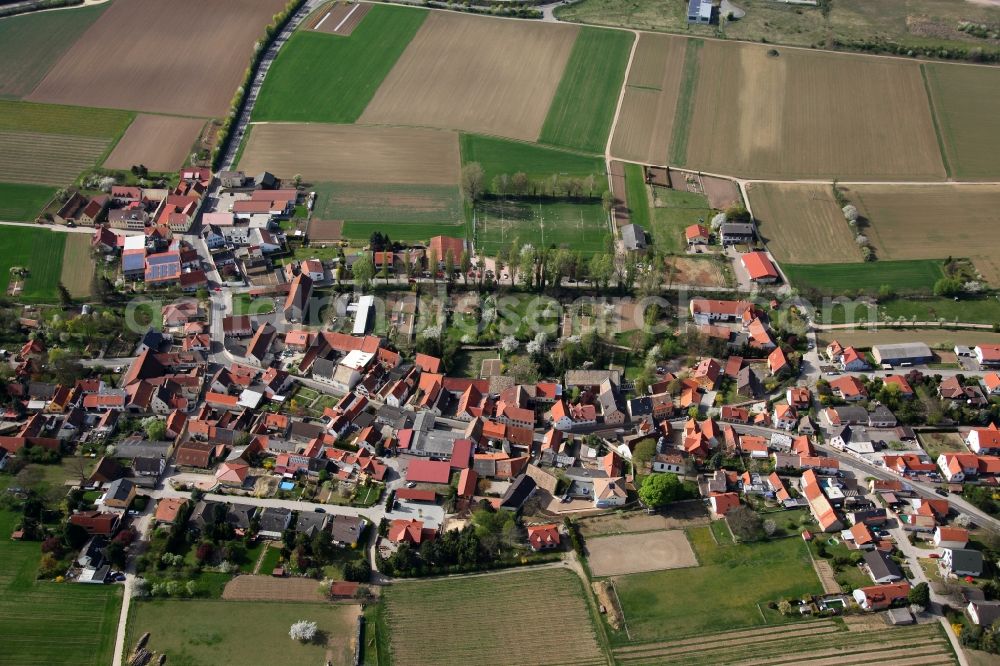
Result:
[741, 252, 778, 280]
[405, 459, 452, 484]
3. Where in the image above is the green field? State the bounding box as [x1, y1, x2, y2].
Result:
[0, 506, 122, 665]
[313, 181, 464, 229]
[650, 187, 711, 254]
[538, 27, 634, 154]
[460, 134, 608, 192]
[623, 162, 650, 229]
[880, 297, 1000, 325]
[126, 599, 360, 666]
[668, 38, 702, 166]
[252, 4, 427, 122]
[472, 198, 610, 257]
[232, 293, 276, 316]
[0, 100, 133, 138]
[0, 4, 108, 99]
[612, 526, 822, 644]
[782, 259, 945, 295]
[0, 227, 68, 302]
[924, 63, 1000, 180]
[0, 182, 56, 221]
[341, 220, 467, 243]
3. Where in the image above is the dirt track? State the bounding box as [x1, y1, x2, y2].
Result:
[587, 529, 698, 577]
[28, 0, 286, 117]
[359, 11, 578, 141]
[103, 115, 206, 172]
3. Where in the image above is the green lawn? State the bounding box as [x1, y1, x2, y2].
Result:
[0, 507, 122, 665]
[312, 181, 465, 242]
[126, 599, 359, 665]
[668, 38, 702, 166]
[471, 198, 610, 257]
[650, 186, 711, 254]
[612, 526, 822, 644]
[459, 133, 608, 192]
[0, 182, 56, 221]
[0, 227, 68, 302]
[340, 220, 466, 243]
[252, 4, 427, 122]
[0, 3, 108, 99]
[258, 544, 283, 574]
[0, 99, 134, 138]
[232, 294, 275, 316]
[623, 162, 650, 229]
[450, 349, 498, 378]
[538, 27, 634, 153]
[782, 259, 944, 295]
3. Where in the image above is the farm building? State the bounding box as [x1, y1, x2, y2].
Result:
[741, 252, 779, 283]
[687, 0, 713, 23]
[621, 224, 648, 252]
[871, 343, 933, 367]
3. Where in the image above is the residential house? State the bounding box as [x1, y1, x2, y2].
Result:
[853, 583, 910, 611]
[933, 526, 969, 550]
[864, 549, 903, 584]
[526, 524, 561, 551]
[940, 548, 984, 578]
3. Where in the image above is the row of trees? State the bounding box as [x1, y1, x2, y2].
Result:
[460, 163, 609, 204]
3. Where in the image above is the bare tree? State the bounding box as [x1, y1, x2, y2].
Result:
[461, 163, 485, 202]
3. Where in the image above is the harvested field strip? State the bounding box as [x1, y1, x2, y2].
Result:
[61, 234, 94, 299]
[28, 0, 288, 118]
[747, 182, 860, 264]
[782, 259, 944, 295]
[239, 124, 460, 185]
[924, 63, 1000, 180]
[0, 3, 108, 99]
[668, 38, 702, 166]
[0, 132, 109, 185]
[623, 162, 650, 229]
[614, 620, 839, 656]
[254, 4, 427, 122]
[920, 64, 951, 179]
[539, 26, 634, 153]
[610, 33, 686, 164]
[684, 42, 945, 179]
[615, 623, 952, 666]
[0, 100, 132, 138]
[360, 12, 578, 141]
[384, 569, 603, 666]
[0, 183, 55, 222]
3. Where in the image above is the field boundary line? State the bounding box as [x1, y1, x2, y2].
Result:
[313, 9, 333, 30]
[919, 64, 953, 180]
[333, 2, 361, 31]
[609, 577, 632, 642]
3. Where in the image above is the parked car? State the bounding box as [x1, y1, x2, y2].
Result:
[935, 488, 949, 497]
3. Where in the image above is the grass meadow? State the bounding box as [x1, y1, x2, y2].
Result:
[383, 568, 605, 665]
[539, 27, 633, 154]
[0, 100, 133, 138]
[0, 505, 122, 665]
[0, 182, 56, 221]
[781, 259, 944, 295]
[0, 4, 108, 99]
[126, 599, 360, 666]
[472, 198, 610, 257]
[252, 3, 426, 122]
[668, 38, 701, 166]
[611, 526, 821, 645]
[460, 134, 608, 191]
[0, 227, 68, 302]
[923, 63, 1000, 180]
[623, 162, 650, 229]
[650, 187, 711, 254]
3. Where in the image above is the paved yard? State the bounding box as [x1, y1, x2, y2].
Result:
[587, 529, 698, 577]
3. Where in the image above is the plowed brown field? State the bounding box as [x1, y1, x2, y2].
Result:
[28, 0, 286, 117]
[610, 33, 686, 164]
[359, 12, 578, 141]
[683, 42, 946, 180]
[103, 114, 206, 172]
[239, 123, 460, 185]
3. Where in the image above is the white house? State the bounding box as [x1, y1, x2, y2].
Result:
[652, 453, 684, 474]
[966, 424, 1000, 454]
[933, 526, 969, 550]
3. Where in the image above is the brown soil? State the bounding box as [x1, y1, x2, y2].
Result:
[104, 115, 206, 172]
[27, 0, 286, 117]
[701, 175, 741, 210]
[359, 12, 578, 141]
[592, 581, 623, 630]
[222, 574, 325, 602]
[587, 529, 698, 577]
[239, 123, 460, 185]
[308, 219, 344, 241]
[667, 256, 727, 287]
[578, 504, 710, 537]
